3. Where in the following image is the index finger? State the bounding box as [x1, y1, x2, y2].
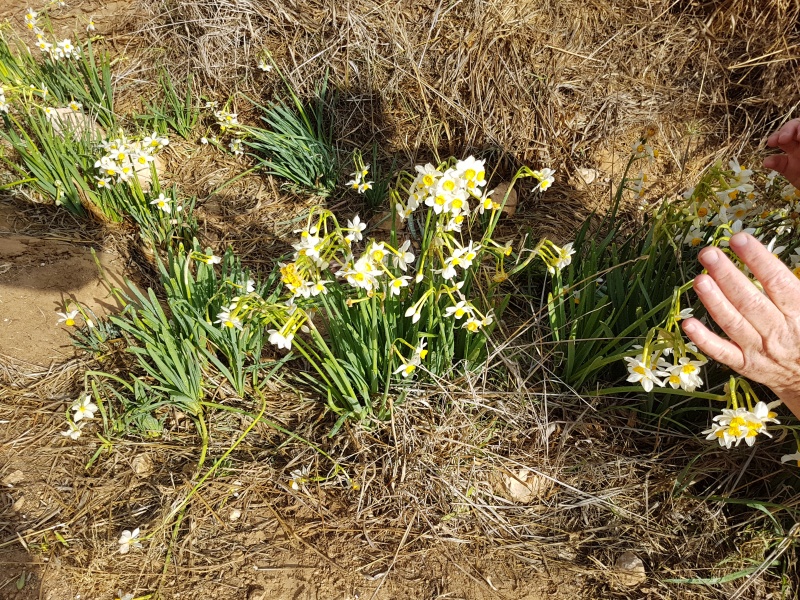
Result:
[728, 232, 800, 317]
[767, 119, 800, 148]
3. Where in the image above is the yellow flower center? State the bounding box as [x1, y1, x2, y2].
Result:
[681, 364, 696, 374]
[465, 168, 476, 180]
[728, 190, 738, 200]
[691, 237, 702, 247]
[633, 366, 646, 375]
[65, 318, 75, 327]
[422, 175, 434, 187]
[443, 180, 455, 192]
[372, 250, 384, 262]
[454, 308, 465, 318]
[280, 263, 303, 289]
[697, 207, 708, 217]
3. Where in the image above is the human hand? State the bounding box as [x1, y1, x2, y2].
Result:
[681, 232, 800, 419]
[764, 118, 800, 188]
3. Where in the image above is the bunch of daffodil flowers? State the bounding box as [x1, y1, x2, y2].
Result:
[674, 160, 798, 253]
[200, 100, 245, 156]
[346, 151, 373, 194]
[702, 378, 782, 449]
[94, 131, 168, 188]
[622, 286, 708, 393]
[619, 287, 783, 450]
[236, 156, 554, 422]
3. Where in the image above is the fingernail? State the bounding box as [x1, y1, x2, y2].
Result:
[682, 321, 696, 334]
[696, 277, 712, 293]
[701, 249, 719, 265]
[730, 232, 748, 248]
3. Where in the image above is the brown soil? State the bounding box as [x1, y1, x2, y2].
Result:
[0, 200, 128, 366]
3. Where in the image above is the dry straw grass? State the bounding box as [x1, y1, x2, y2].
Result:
[123, 0, 800, 167]
[3, 0, 800, 597]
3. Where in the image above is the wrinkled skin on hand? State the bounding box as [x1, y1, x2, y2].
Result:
[682, 233, 800, 419]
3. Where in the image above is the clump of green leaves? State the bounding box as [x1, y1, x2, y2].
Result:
[243, 69, 337, 196]
[136, 69, 199, 139]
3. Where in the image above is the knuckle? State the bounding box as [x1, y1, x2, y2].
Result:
[762, 269, 796, 296]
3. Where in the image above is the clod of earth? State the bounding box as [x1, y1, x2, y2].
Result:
[491, 182, 518, 217]
[2, 469, 25, 486]
[502, 468, 551, 503]
[612, 551, 646, 587]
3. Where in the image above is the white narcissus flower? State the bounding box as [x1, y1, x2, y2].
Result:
[665, 356, 706, 392]
[215, 310, 243, 331]
[393, 360, 418, 378]
[781, 452, 800, 467]
[72, 394, 98, 421]
[150, 193, 171, 213]
[68, 100, 82, 112]
[118, 528, 141, 554]
[394, 240, 415, 272]
[257, 58, 272, 72]
[624, 355, 664, 392]
[268, 329, 293, 350]
[683, 226, 706, 248]
[57, 309, 80, 327]
[444, 300, 473, 320]
[345, 215, 367, 243]
[288, 466, 310, 490]
[533, 168, 555, 191]
[61, 421, 84, 440]
[554, 242, 574, 271]
[389, 276, 411, 296]
[462, 316, 482, 332]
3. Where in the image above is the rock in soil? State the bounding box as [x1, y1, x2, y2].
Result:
[613, 551, 646, 586]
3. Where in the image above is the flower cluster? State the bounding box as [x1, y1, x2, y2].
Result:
[236, 156, 552, 382]
[625, 344, 707, 393]
[94, 131, 168, 187]
[677, 160, 798, 252]
[702, 400, 780, 449]
[536, 239, 575, 275]
[623, 293, 710, 394]
[26, 9, 82, 62]
[60, 394, 98, 440]
[346, 163, 373, 194]
[203, 102, 244, 156]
